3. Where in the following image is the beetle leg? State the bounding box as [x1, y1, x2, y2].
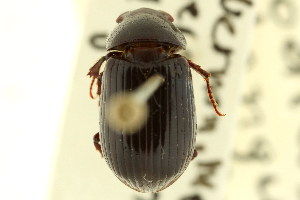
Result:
[188, 60, 226, 116]
[87, 56, 107, 99]
[96, 72, 103, 96]
[93, 132, 103, 157]
[88, 52, 121, 99]
[192, 149, 198, 160]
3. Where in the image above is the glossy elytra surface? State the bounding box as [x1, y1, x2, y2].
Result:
[99, 56, 196, 192]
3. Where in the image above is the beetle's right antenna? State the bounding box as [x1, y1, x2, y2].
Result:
[188, 60, 226, 116]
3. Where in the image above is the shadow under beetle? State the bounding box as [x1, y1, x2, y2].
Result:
[87, 8, 225, 193]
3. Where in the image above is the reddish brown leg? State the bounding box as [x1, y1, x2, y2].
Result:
[192, 149, 198, 160]
[87, 56, 107, 99]
[93, 132, 103, 157]
[96, 73, 103, 97]
[188, 60, 226, 116]
[87, 52, 119, 99]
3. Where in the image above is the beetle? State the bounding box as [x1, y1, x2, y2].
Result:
[87, 8, 225, 193]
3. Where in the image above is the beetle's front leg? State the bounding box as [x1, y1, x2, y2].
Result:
[93, 132, 103, 157]
[87, 52, 119, 99]
[188, 60, 225, 116]
[87, 56, 107, 99]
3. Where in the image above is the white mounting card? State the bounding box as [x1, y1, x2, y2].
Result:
[49, 1, 256, 200]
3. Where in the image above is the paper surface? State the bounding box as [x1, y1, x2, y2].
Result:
[227, 0, 300, 200]
[49, 1, 257, 200]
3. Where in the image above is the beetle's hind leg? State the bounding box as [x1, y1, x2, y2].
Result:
[93, 132, 103, 157]
[188, 60, 225, 116]
[192, 149, 198, 160]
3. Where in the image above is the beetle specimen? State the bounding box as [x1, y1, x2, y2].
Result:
[87, 8, 225, 193]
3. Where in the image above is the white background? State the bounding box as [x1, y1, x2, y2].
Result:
[0, 1, 88, 199]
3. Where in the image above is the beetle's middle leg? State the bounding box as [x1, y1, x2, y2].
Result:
[188, 60, 225, 116]
[93, 132, 103, 157]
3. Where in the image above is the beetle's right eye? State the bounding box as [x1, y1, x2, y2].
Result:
[116, 11, 129, 23]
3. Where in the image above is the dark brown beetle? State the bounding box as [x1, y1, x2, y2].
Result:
[88, 8, 225, 193]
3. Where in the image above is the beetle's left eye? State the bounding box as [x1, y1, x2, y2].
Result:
[116, 11, 129, 23]
[159, 10, 174, 22]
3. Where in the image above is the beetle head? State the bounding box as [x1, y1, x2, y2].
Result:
[106, 8, 186, 51]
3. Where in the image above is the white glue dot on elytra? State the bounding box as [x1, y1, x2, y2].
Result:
[106, 74, 165, 134]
